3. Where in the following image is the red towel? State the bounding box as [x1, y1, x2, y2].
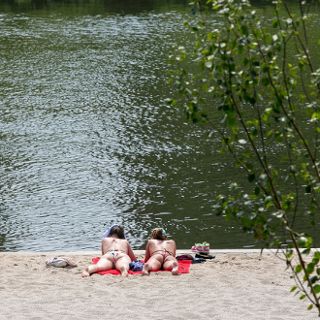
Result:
[91, 257, 191, 275]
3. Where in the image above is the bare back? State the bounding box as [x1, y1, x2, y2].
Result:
[145, 239, 176, 262]
[101, 238, 133, 258]
[82, 229, 136, 277]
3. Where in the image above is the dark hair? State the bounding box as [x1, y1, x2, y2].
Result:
[150, 228, 167, 240]
[109, 225, 125, 239]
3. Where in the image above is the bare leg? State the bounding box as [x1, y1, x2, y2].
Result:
[81, 266, 91, 277]
[163, 258, 179, 275]
[171, 261, 179, 275]
[81, 258, 113, 277]
[115, 256, 131, 277]
[142, 257, 162, 276]
[142, 263, 151, 276]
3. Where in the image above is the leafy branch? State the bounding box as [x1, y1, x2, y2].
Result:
[169, 0, 320, 315]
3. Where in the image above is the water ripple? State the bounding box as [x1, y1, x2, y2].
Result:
[0, 5, 263, 251]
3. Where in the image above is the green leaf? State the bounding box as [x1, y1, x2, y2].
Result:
[298, 236, 312, 248]
[290, 286, 297, 292]
[272, 19, 279, 28]
[307, 304, 313, 310]
[295, 264, 302, 273]
[250, 126, 258, 136]
[248, 173, 255, 182]
[286, 249, 293, 259]
[299, 294, 306, 300]
[305, 185, 312, 193]
[240, 25, 249, 35]
[309, 275, 318, 284]
[311, 112, 320, 122]
[262, 108, 272, 122]
[306, 262, 315, 274]
[312, 255, 319, 265]
[314, 252, 320, 259]
[313, 284, 320, 294]
[302, 248, 311, 255]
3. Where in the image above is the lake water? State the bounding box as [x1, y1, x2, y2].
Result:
[0, 0, 318, 251]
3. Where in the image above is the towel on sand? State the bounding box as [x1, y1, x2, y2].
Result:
[91, 257, 191, 275]
[46, 257, 77, 268]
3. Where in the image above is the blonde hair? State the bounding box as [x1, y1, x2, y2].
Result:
[150, 228, 167, 240]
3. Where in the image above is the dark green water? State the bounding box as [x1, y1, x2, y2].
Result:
[0, 0, 318, 251]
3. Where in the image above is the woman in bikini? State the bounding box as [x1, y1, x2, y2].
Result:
[81, 225, 136, 277]
[142, 228, 179, 275]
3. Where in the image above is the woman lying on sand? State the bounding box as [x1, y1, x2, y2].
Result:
[142, 228, 179, 275]
[82, 225, 136, 277]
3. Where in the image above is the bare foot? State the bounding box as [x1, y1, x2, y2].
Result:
[171, 262, 179, 275]
[81, 267, 90, 277]
[120, 266, 128, 277]
[142, 263, 150, 276]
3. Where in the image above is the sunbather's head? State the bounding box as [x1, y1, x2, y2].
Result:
[150, 228, 167, 240]
[109, 225, 125, 239]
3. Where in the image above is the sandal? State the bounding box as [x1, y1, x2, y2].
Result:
[195, 253, 215, 260]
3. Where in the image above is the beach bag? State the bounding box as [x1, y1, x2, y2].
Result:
[191, 242, 210, 254]
[46, 257, 77, 268]
[176, 254, 194, 261]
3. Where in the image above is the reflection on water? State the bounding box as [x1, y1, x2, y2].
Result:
[0, 0, 190, 15]
[0, 0, 318, 251]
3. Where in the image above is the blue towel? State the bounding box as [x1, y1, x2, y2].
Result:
[129, 260, 144, 271]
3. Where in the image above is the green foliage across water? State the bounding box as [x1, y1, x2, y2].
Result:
[0, 0, 189, 15]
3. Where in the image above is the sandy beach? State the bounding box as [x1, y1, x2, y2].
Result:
[0, 249, 318, 320]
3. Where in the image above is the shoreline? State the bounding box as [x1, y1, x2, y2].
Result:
[1, 248, 265, 255]
[0, 250, 318, 319]
[1, 247, 318, 255]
